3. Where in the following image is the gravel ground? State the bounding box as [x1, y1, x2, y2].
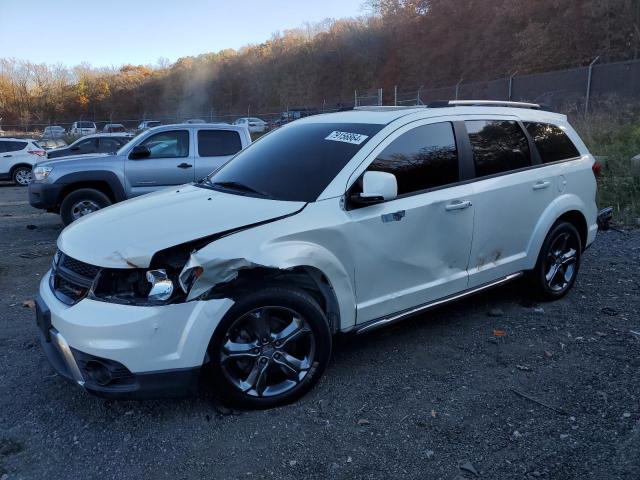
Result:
[0, 183, 639, 480]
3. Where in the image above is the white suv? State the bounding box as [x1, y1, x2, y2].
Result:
[0, 138, 45, 185]
[36, 101, 606, 407]
[69, 121, 97, 136]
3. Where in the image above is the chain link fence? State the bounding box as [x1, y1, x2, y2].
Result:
[3, 59, 640, 138]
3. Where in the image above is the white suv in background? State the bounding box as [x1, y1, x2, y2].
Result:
[0, 138, 45, 185]
[36, 101, 607, 408]
[233, 117, 268, 133]
[69, 121, 97, 136]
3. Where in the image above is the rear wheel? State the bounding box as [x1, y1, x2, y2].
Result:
[59, 188, 112, 226]
[531, 221, 582, 300]
[12, 166, 32, 186]
[208, 286, 332, 409]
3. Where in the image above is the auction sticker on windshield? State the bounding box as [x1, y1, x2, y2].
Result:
[325, 131, 369, 145]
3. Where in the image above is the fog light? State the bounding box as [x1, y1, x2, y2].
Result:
[146, 269, 174, 301]
[85, 360, 112, 386]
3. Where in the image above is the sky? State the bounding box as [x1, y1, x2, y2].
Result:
[0, 0, 365, 67]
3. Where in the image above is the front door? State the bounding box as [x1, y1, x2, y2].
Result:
[125, 129, 194, 196]
[346, 121, 475, 323]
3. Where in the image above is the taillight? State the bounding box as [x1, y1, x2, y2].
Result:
[592, 161, 602, 178]
[28, 149, 46, 157]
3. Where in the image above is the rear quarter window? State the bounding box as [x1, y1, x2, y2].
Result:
[198, 130, 243, 156]
[524, 122, 580, 163]
[2, 141, 28, 152]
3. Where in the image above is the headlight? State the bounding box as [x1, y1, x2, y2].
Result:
[91, 268, 180, 305]
[33, 166, 53, 182]
[178, 266, 203, 294]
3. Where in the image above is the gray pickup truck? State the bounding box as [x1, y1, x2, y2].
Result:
[28, 124, 251, 225]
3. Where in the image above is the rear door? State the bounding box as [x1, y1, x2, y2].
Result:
[125, 129, 194, 196]
[463, 117, 555, 288]
[194, 129, 244, 179]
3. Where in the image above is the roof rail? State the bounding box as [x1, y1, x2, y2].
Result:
[428, 100, 542, 110]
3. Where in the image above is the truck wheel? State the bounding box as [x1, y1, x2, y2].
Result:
[531, 221, 582, 300]
[207, 286, 332, 409]
[60, 188, 112, 225]
[12, 166, 33, 186]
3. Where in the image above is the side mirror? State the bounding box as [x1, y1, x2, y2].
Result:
[351, 171, 398, 206]
[129, 145, 151, 160]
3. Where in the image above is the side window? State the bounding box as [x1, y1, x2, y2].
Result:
[198, 130, 242, 157]
[524, 122, 580, 163]
[0, 142, 6, 153]
[99, 138, 123, 152]
[5, 141, 27, 152]
[367, 122, 459, 195]
[466, 120, 531, 177]
[140, 130, 189, 158]
[76, 138, 97, 150]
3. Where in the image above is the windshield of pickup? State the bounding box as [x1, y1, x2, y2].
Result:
[201, 122, 383, 202]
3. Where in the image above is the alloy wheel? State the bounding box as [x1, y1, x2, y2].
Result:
[71, 200, 100, 220]
[14, 169, 32, 185]
[544, 232, 578, 292]
[220, 306, 315, 398]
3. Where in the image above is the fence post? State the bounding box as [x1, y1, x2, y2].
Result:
[378, 88, 383, 106]
[354, 90, 358, 108]
[508, 71, 518, 100]
[455, 78, 463, 100]
[394, 85, 397, 106]
[417, 85, 424, 105]
[585, 56, 600, 115]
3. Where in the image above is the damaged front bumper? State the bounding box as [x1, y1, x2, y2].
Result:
[36, 271, 234, 399]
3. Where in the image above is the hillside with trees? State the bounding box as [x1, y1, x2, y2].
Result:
[1, 0, 639, 128]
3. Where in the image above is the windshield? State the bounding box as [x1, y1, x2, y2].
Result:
[201, 122, 382, 202]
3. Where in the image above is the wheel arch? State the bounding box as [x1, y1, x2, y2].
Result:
[56, 170, 126, 205]
[9, 162, 33, 176]
[526, 194, 590, 270]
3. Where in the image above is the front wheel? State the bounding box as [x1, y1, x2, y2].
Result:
[531, 221, 582, 300]
[208, 286, 332, 409]
[59, 188, 112, 226]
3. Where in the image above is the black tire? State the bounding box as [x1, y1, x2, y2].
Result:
[59, 188, 112, 226]
[208, 286, 332, 409]
[531, 221, 582, 300]
[12, 166, 32, 186]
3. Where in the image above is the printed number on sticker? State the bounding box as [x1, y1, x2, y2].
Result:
[325, 131, 369, 145]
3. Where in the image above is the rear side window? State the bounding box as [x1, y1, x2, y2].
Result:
[198, 130, 242, 156]
[524, 122, 580, 163]
[466, 120, 531, 177]
[367, 122, 459, 195]
[2, 141, 28, 152]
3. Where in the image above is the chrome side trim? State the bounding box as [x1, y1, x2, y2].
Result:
[50, 329, 85, 387]
[355, 272, 523, 335]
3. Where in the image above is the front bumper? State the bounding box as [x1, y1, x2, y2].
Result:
[28, 182, 64, 211]
[36, 271, 234, 399]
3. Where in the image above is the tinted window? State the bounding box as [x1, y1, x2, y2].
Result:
[466, 120, 530, 177]
[76, 138, 98, 149]
[78, 121, 95, 128]
[205, 123, 383, 202]
[367, 122, 459, 195]
[198, 130, 242, 156]
[524, 122, 580, 163]
[3, 141, 27, 152]
[99, 137, 125, 152]
[139, 130, 189, 158]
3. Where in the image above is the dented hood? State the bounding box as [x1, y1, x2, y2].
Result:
[57, 184, 305, 268]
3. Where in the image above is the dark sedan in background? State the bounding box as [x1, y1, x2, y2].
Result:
[47, 134, 130, 159]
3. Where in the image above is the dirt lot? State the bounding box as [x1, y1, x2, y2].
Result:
[0, 183, 639, 480]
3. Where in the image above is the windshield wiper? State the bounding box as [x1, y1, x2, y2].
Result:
[209, 180, 273, 199]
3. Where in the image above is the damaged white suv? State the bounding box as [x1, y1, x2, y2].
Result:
[36, 101, 606, 408]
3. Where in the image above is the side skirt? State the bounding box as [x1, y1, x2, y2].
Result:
[354, 272, 523, 335]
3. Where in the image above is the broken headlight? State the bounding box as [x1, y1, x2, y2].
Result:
[91, 268, 182, 305]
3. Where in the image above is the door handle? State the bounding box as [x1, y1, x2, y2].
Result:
[177, 163, 193, 169]
[445, 200, 472, 211]
[533, 181, 551, 190]
[3, 154, 12, 157]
